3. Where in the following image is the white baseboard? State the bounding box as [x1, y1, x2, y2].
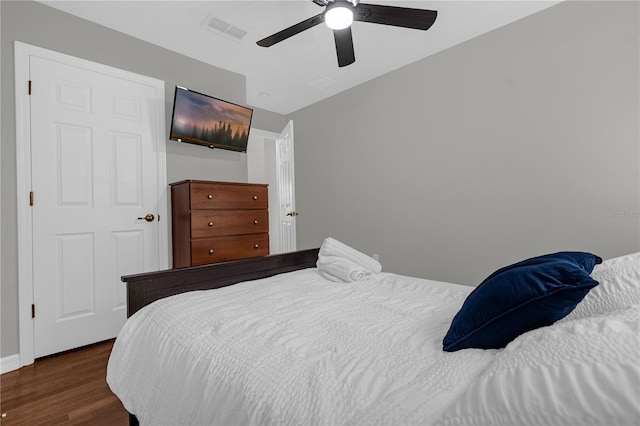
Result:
[0, 354, 20, 374]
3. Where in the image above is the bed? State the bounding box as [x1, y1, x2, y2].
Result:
[107, 246, 640, 426]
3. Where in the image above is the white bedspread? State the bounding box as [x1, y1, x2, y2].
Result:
[107, 269, 497, 426]
[108, 253, 640, 426]
[435, 253, 640, 426]
[436, 304, 640, 426]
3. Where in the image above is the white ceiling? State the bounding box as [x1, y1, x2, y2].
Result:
[40, 0, 560, 114]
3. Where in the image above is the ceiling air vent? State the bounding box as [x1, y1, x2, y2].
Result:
[306, 76, 337, 91]
[202, 14, 249, 42]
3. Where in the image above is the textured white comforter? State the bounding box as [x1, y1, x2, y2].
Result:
[107, 269, 497, 425]
[436, 252, 640, 426]
[107, 254, 640, 426]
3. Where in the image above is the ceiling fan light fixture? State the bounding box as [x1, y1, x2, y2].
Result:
[324, 5, 353, 30]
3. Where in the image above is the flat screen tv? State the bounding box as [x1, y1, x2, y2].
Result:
[169, 86, 253, 152]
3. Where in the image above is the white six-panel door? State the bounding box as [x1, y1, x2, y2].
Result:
[21, 46, 166, 358]
[277, 121, 297, 253]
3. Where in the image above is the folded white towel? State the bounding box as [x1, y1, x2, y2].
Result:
[316, 255, 371, 283]
[319, 237, 382, 274]
[316, 238, 382, 282]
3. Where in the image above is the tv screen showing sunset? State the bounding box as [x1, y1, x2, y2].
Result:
[170, 87, 253, 152]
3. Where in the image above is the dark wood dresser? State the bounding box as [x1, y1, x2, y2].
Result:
[170, 180, 269, 268]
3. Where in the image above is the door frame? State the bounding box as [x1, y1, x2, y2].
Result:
[248, 128, 281, 253]
[14, 41, 169, 367]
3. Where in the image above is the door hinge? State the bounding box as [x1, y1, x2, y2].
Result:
[28, 80, 32, 95]
[31, 304, 35, 319]
[29, 191, 34, 206]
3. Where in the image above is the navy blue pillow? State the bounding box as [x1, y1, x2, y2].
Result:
[443, 252, 602, 352]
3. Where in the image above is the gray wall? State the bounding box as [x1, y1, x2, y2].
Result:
[289, 1, 639, 284]
[0, 0, 285, 357]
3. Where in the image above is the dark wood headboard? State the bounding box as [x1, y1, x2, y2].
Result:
[122, 248, 320, 317]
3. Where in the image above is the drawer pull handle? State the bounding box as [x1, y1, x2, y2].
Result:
[254, 244, 259, 249]
[209, 249, 214, 254]
[253, 220, 258, 225]
[252, 195, 258, 200]
[208, 194, 213, 199]
[208, 222, 214, 227]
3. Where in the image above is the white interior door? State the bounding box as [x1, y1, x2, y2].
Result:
[276, 121, 297, 252]
[29, 54, 164, 357]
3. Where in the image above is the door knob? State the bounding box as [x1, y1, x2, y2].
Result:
[138, 214, 155, 222]
[286, 211, 299, 217]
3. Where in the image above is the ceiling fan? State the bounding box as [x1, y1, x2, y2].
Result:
[256, 0, 438, 67]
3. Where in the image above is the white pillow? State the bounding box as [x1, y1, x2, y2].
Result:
[435, 305, 640, 426]
[563, 252, 640, 321]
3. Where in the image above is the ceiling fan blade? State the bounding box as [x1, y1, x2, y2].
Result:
[257, 13, 324, 47]
[354, 3, 437, 31]
[333, 27, 355, 67]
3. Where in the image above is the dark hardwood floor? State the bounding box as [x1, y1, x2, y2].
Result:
[0, 340, 128, 425]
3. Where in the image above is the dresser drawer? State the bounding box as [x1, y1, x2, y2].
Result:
[190, 182, 268, 210]
[191, 233, 269, 265]
[191, 210, 268, 238]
